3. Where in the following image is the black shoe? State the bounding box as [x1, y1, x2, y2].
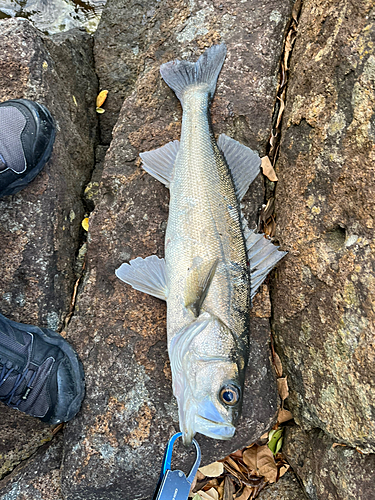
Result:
[0, 313, 85, 424]
[0, 99, 55, 198]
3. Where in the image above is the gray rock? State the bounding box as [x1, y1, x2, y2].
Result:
[61, 0, 295, 498]
[284, 426, 375, 500]
[272, 0, 375, 452]
[0, 19, 97, 478]
[257, 470, 307, 500]
[0, 435, 63, 500]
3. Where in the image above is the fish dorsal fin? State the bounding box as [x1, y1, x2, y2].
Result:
[185, 258, 219, 317]
[240, 212, 287, 300]
[115, 255, 168, 301]
[218, 134, 261, 201]
[139, 140, 180, 187]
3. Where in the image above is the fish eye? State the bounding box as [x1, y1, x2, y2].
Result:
[219, 385, 240, 406]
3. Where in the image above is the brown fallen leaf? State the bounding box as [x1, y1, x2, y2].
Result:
[197, 487, 219, 500]
[278, 464, 290, 480]
[272, 352, 283, 377]
[277, 377, 289, 402]
[261, 156, 278, 182]
[332, 443, 346, 449]
[223, 476, 235, 500]
[235, 486, 253, 500]
[199, 462, 224, 478]
[96, 89, 108, 108]
[277, 408, 293, 424]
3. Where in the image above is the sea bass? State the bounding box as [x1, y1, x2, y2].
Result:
[116, 44, 286, 445]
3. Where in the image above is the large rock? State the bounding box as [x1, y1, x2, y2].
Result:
[62, 0, 295, 498]
[0, 435, 63, 500]
[284, 426, 375, 500]
[257, 470, 307, 500]
[272, 0, 375, 452]
[0, 19, 97, 479]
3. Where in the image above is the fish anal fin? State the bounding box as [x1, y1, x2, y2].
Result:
[185, 258, 219, 317]
[139, 140, 179, 187]
[115, 255, 168, 301]
[218, 134, 261, 201]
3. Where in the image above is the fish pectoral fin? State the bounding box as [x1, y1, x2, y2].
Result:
[139, 140, 179, 187]
[244, 229, 287, 300]
[185, 258, 219, 317]
[115, 255, 168, 301]
[218, 134, 261, 201]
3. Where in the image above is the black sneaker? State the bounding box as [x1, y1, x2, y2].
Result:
[0, 99, 55, 198]
[0, 313, 85, 424]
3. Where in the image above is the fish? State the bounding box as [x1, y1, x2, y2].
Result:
[116, 44, 286, 445]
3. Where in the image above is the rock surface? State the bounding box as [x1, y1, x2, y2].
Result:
[0, 19, 97, 479]
[0, 435, 63, 500]
[272, 0, 375, 452]
[61, 0, 295, 498]
[284, 426, 375, 500]
[257, 470, 307, 500]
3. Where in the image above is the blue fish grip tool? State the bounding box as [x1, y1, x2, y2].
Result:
[152, 432, 201, 500]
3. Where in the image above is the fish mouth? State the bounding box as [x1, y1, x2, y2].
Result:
[194, 414, 236, 440]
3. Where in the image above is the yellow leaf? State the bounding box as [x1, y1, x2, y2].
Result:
[198, 462, 224, 477]
[96, 107, 105, 114]
[72, 95, 78, 107]
[261, 156, 278, 182]
[96, 89, 108, 108]
[82, 218, 89, 231]
[277, 377, 289, 401]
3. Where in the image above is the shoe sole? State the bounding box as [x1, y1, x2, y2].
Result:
[0, 100, 56, 197]
[0, 314, 85, 424]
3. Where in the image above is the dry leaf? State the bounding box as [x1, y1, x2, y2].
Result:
[261, 156, 278, 182]
[332, 443, 346, 448]
[199, 462, 224, 477]
[82, 217, 89, 231]
[235, 486, 253, 500]
[96, 89, 108, 108]
[223, 476, 235, 500]
[96, 107, 105, 114]
[243, 445, 279, 483]
[276, 96, 285, 129]
[243, 445, 258, 472]
[273, 352, 283, 377]
[278, 464, 290, 479]
[197, 488, 219, 500]
[264, 217, 276, 238]
[277, 377, 289, 401]
[277, 408, 293, 424]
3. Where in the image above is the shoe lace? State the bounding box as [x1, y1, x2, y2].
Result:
[0, 360, 37, 405]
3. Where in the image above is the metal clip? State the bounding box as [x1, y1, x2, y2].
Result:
[153, 432, 201, 500]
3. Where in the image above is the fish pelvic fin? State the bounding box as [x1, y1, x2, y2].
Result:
[115, 255, 168, 301]
[241, 217, 287, 300]
[184, 258, 219, 317]
[218, 134, 262, 201]
[139, 140, 179, 187]
[160, 44, 227, 104]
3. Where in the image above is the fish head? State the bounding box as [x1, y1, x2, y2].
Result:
[169, 312, 247, 445]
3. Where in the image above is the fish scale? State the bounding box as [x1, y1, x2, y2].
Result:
[115, 44, 286, 445]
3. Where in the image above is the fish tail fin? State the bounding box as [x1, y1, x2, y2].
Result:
[160, 44, 227, 104]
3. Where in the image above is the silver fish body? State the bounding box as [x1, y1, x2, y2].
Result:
[116, 44, 286, 445]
